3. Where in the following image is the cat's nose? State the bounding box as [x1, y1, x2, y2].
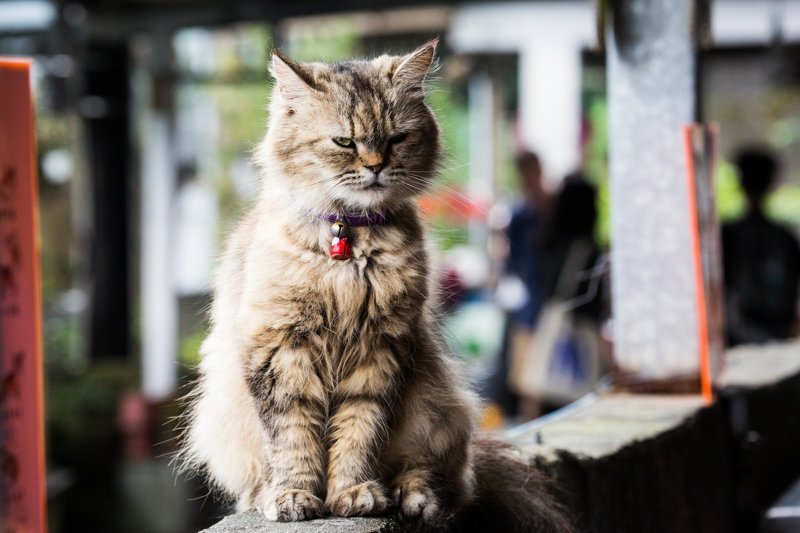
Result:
[364, 163, 384, 175]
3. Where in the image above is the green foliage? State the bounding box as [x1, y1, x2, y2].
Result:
[429, 222, 469, 251]
[47, 363, 145, 531]
[44, 314, 85, 371]
[583, 98, 610, 247]
[715, 160, 745, 221]
[584, 98, 609, 186]
[423, 81, 472, 250]
[174, 24, 271, 78]
[179, 330, 206, 367]
[715, 158, 800, 226]
[428, 81, 470, 188]
[286, 20, 358, 62]
[766, 183, 800, 224]
[47, 363, 138, 464]
[596, 179, 612, 248]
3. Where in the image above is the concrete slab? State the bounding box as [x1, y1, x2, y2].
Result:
[509, 394, 706, 458]
[202, 513, 400, 533]
[720, 340, 800, 390]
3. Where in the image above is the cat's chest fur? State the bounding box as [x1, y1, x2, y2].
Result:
[310, 223, 426, 336]
[242, 212, 427, 348]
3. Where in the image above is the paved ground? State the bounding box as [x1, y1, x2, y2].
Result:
[760, 478, 800, 533]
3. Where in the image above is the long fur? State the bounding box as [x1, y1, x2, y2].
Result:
[179, 41, 573, 531]
[455, 439, 574, 532]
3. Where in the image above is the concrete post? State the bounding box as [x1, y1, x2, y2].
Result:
[467, 70, 494, 246]
[136, 30, 179, 399]
[606, 0, 709, 381]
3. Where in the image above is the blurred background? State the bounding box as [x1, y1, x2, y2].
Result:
[2, 0, 800, 531]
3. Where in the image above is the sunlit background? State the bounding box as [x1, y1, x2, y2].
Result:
[2, 0, 800, 531]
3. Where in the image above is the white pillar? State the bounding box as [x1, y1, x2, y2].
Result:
[607, 0, 704, 380]
[517, 31, 585, 181]
[140, 110, 178, 399]
[449, 2, 594, 181]
[468, 70, 494, 245]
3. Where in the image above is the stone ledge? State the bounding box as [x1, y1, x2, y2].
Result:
[204, 514, 399, 533]
[719, 341, 800, 390]
[507, 393, 706, 458]
[204, 340, 800, 533]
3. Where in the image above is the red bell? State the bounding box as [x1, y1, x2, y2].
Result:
[330, 237, 352, 260]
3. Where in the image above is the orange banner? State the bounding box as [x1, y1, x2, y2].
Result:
[0, 58, 47, 533]
[683, 123, 725, 405]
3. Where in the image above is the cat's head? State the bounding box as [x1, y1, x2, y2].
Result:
[258, 40, 441, 212]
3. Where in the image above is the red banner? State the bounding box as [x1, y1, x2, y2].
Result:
[0, 58, 47, 533]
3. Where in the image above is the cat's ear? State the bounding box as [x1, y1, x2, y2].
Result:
[392, 38, 439, 89]
[270, 50, 317, 101]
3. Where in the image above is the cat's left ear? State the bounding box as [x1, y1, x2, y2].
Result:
[270, 50, 318, 101]
[392, 38, 439, 89]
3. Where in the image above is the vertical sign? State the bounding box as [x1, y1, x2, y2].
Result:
[684, 123, 725, 404]
[0, 58, 47, 532]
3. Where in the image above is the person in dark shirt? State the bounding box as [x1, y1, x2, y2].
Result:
[538, 172, 603, 322]
[722, 148, 800, 346]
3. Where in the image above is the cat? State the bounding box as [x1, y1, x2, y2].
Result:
[181, 40, 573, 532]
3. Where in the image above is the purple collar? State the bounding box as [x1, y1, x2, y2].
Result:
[315, 211, 389, 227]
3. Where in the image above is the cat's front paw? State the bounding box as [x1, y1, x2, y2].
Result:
[326, 480, 391, 517]
[392, 477, 439, 521]
[262, 489, 324, 522]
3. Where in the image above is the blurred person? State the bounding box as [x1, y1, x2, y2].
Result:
[510, 172, 605, 414]
[722, 148, 800, 346]
[539, 172, 602, 314]
[505, 152, 550, 327]
[483, 151, 549, 422]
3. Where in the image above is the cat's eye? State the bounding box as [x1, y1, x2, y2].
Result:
[388, 132, 409, 145]
[332, 137, 354, 148]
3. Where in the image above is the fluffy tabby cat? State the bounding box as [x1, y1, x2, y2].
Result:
[183, 40, 572, 532]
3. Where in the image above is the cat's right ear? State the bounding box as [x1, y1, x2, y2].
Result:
[270, 51, 317, 102]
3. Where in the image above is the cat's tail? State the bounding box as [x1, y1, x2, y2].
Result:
[454, 437, 576, 533]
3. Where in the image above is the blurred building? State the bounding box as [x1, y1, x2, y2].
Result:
[3, 0, 800, 394]
[2, 1, 800, 531]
